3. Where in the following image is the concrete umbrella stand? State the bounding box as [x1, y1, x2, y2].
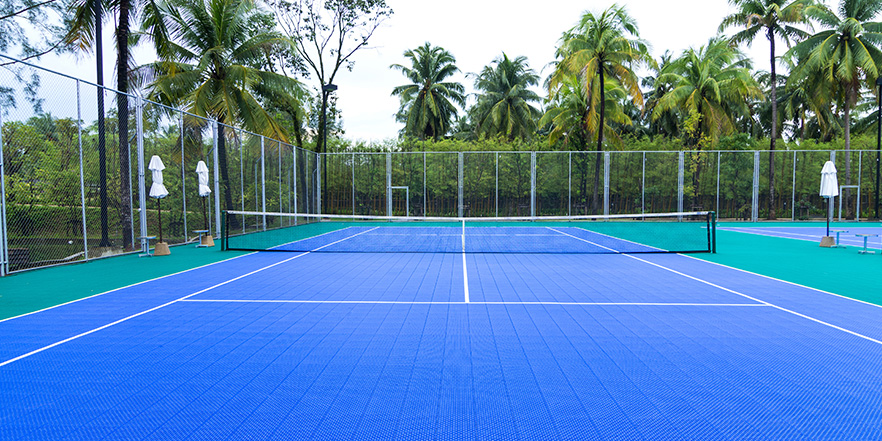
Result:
[148, 155, 171, 256]
[819, 160, 839, 247]
[196, 160, 214, 247]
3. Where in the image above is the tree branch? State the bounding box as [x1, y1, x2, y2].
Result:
[0, 0, 58, 22]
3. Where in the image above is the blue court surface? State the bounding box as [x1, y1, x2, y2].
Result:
[720, 224, 882, 249]
[3, 226, 882, 440]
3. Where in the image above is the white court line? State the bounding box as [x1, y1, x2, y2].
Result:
[462, 220, 470, 303]
[0, 227, 380, 368]
[720, 226, 876, 247]
[0, 251, 258, 324]
[182, 299, 768, 307]
[269, 226, 354, 250]
[546, 227, 621, 253]
[555, 231, 882, 346]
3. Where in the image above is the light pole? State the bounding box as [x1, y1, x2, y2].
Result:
[874, 77, 882, 219]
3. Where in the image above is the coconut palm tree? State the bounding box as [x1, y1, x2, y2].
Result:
[66, 0, 162, 249]
[139, 0, 302, 214]
[549, 3, 650, 213]
[390, 43, 465, 140]
[653, 38, 764, 143]
[471, 53, 542, 140]
[720, 0, 813, 219]
[786, 0, 882, 218]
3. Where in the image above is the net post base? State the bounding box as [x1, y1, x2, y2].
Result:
[819, 236, 835, 248]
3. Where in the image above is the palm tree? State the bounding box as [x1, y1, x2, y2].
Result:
[471, 53, 542, 140]
[390, 43, 465, 140]
[786, 0, 882, 218]
[720, 0, 813, 219]
[654, 37, 763, 206]
[654, 38, 764, 142]
[549, 3, 650, 213]
[139, 0, 302, 215]
[67, 0, 161, 249]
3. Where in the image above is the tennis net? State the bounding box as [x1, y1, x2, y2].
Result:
[222, 211, 716, 254]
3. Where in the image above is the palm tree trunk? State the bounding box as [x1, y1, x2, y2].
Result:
[116, 0, 133, 250]
[593, 68, 605, 215]
[768, 29, 777, 220]
[94, 0, 110, 247]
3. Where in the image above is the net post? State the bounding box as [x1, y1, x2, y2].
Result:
[221, 210, 227, 251]
[710, 211, 717, 253]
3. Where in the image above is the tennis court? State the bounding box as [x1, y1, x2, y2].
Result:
[720, 223, 882, 249]
[2, 212, 882, 440]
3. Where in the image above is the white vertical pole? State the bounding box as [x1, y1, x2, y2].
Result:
[77, 81, 89, 260]
[293, 147, 298, 216]
[136, 97, 148, 252]
[677, 151, 684, 216]
[716, 151, 721, 217]
[386, 152, 392, 216]
[352, 153, 355, 216]
[278, 141, 282, 213]
[495, 152, 499, 217]
[316, 151, 321, 215]
[569, 152, 572, 217]
[604, 152, 610, 216]
[458, 152, 464, 217]
[0, 97, 9, 275]
[179, 113, 187, 241]
[212, 124, 221, 238]
[530, 152, 536, 217]
[859, 151, 863, 220]
[792, 151, 797, 221]
[641, 151, 645, 215]
[752, 151, 760, 222]
[423, 152, 427, 217]
[260, 136, 266, 229]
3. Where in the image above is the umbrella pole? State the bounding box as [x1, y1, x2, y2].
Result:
[202, 196, 208, 231]
[827, 198, 832, 237]
[158, 198, 163, 243]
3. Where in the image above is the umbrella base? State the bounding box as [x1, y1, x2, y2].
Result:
[819, 236, 835, 248]
[200, 236, 215, 247]
[154, 242, 171, 256]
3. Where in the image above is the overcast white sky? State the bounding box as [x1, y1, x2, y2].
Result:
[33, 0, 773, 141]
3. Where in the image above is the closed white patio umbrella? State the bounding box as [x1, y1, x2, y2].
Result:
[148, 155, 170, 255]
[196, 161, 214, 247]
[819, 161, 839, 244]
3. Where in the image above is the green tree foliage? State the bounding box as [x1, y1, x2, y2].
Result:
[471, 53, 542, 141]
[653, 37, 764, 144]
[391, 42, 466, 140]
[720, 0, 814, 218]
[139, 0, 303, 213]
[269, 0, 392, 154]
[786, 0, 882, 217]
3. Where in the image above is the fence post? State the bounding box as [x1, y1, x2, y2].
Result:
[316, 150, 321, 215]
[569, 152, 572, 217]
[387, 152, 392, 216]
[459, 152, 464, 217]
[77, 81, 89, 261]
[180, 112, 187, 242]
[261, 136, 266, 228]
[423, 152, 427, 217]
[716, 152, 721, 217]
[792, 151, 797, 221]
[530, 151, 536, 217]
[0, 106, 7, 276]
[752, 151, 760, 221]
[278, 141, 282, 213]
[677, 151, 684, 216]
[641, 152, 645, 215]
[604, 152, 611, 216]
[293, 146, 298, 216]
[212, 124, 221, 238]
[136, 96, 148, 252]
[495, 152, 499, 217]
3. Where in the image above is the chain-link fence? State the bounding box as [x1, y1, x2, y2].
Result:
[3, 55, 881, 275]
[321, 149, 880, 222]
[0, 56, 318, 275]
